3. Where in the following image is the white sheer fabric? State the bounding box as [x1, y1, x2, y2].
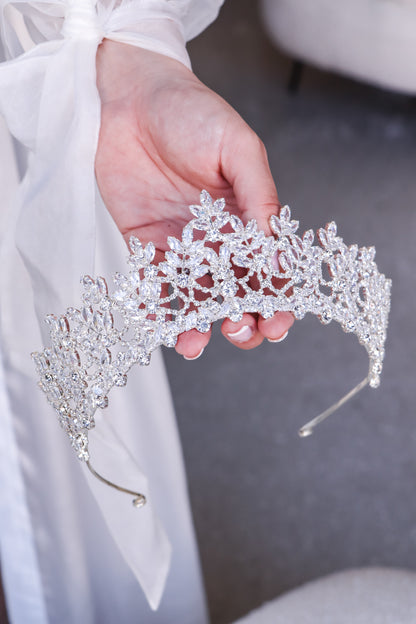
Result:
[0, 0, 223, 622]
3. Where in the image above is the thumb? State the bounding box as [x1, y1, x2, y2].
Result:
[220, 120, 280, 234]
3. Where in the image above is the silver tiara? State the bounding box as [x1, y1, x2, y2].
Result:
[32, 191, 391, 504]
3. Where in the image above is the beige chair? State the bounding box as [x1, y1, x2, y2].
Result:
[234, 568, 416, 623]
[260, 0, 416, 94]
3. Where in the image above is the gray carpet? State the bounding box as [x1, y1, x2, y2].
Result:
[162, 2, 416, 623]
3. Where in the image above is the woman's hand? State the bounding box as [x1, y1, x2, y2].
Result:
[95, 40, 293, 359]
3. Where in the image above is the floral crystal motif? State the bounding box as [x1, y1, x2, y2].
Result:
[32, 191, 392, 461]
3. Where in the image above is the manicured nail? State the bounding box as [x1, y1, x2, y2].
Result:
[227, 325, 253, 342]
[184, 348, 204, 361]
[267, 330, 288, 343]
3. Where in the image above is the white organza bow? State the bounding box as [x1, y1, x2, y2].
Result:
[0, 0, 193, 318]
[0, 0, 223, 609]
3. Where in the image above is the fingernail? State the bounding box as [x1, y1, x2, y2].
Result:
[227, 325, 253, 342]
[267, 330, 288, 343]
[184, 348, 204, 361]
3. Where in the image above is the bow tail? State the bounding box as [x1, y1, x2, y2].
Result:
[0, 37, 171, 610]
[14, 39, 98, 319]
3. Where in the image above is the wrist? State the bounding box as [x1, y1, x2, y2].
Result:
[96, 40, 193, 104]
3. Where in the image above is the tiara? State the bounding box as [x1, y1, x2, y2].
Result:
[32, 191, 391, 505]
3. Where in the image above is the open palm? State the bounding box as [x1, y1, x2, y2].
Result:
[96, 42, 293, 358]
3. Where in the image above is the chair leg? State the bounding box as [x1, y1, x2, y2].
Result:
[288, 60, 304, 94]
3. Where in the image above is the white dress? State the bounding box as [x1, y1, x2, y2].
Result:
[0, 1, 223, 622]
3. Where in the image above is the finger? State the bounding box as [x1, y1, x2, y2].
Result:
[175, 327, 211, 360]
[220, 120, 279, 235]
[258, 311, 294, 342]
[221, 313, 264, 350]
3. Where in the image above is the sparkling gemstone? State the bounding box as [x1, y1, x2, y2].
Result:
[279, 205, 291, 221]
[193, 265, 209, 279]
[166, 251, 181, 267]
[214, 212, 228, 228]
[200, 189, 212, 208]
[369, 376, 380, 389]
[303, 229, 314, 246]
[163, 323, 178, 346]
[229, 301, 243, 323]
[245, 219, 257, 237]
[168, 236, 182, 254]
[320, 310, 332, 324]
[229, 215, 243, 231]
[177, 273, 189, 288]
[182, 225, 193, 247]
[196, 317, 211, 333]
[145, 242, 156, 263]
[147, 301, 158, 314]
[103, 311, 113, 331]
[32, 353, 48, 371]
[82, 416, 94, 429]
[138, 353, 151, 366]
[45, 314, 59, 331]
[189, 204, 202, 218]
[345, 320, 356, 332]
[213, 198, 225, 212]
[100, 350, 111, 366]
[293, 303, 306, 320]
[129, 236, 142, 254]
[113, 272, 129, 290]
[96, 277, 108, 296]
[204, 248, 217, 264]
[50, 385, 62, 400]
[185, 311, 197, 331]
[82, 307, 93, 323]
[327, 221, 337, 239]
[221, 281, 237, 297]
[114, 373, 127, 387]
[58, 317, 69, 333]
[95, 395, 109, 409]
[194, 218, 210, 230]
[145, 265, 158, 280]
[260, 300, 274, 319]
[206, 227, 220, 242]
[233, 254, 251, 268]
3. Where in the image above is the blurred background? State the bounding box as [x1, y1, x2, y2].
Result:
[163, 1, 416, 623]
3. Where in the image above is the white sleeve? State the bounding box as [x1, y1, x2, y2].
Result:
[0, 0, 223, 612]
[1, 0, 224, 66]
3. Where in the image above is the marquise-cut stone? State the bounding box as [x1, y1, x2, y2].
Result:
[168, 236, 182, 254]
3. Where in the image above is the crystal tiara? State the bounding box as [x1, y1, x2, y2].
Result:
[32, 191, 391, 505]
